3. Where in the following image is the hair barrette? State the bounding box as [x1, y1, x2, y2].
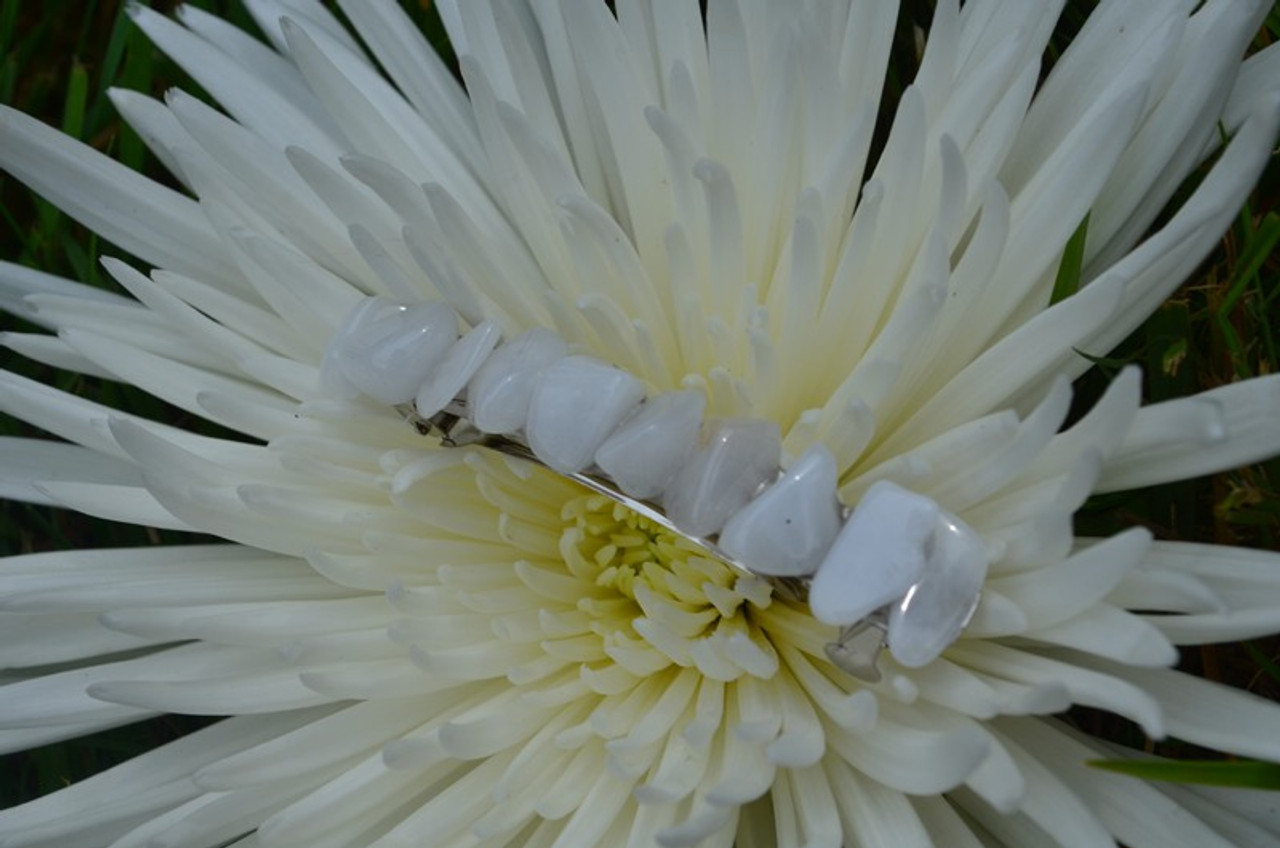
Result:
[322, 297, 991, 682]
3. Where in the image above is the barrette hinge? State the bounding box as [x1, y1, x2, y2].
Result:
[824, 612, 888, 683]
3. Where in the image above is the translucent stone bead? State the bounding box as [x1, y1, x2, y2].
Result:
[663, 418, 781, 538]
[595, 390, 706, 499]
[468, 328, 568, 435]
[525, 356, 646, 473]
[886, 513, 987, 668]
[718, 444, 842, 577]
[414, 319, 502, 417]
[321, 296, 458, 405]
[808, 480, 938, 627]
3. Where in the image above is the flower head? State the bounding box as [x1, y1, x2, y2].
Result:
[3, 1, 1280, 847]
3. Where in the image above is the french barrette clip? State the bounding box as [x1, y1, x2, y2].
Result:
[322, 297, 991, 682]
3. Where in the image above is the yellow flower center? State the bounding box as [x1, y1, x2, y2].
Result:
[556, 492, 780, 681]
[561, 493, 730, 600]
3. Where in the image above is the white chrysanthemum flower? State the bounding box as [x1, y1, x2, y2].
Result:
[3, 1, 1280, 846]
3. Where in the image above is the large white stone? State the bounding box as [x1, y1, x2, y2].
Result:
[468, 328, 568, 434]
[414, 319, 502, 417]
[886, 513, 988, 668]
[663, 418, 781, 538]
[321, 296, 458, 405]
[594, 390, 706, 499]
[525, 356, 646, 473]
[808, 480, 939, 627]
[718, 444, 842, 577]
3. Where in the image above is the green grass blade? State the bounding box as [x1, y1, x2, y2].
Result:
[1088, 758, 1280, 790]
[1050, 213, 1090, 305]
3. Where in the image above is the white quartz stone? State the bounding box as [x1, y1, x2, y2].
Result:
[414, 319, 502, 417]
[594, 390, 706, 499]
[718, 444, 842, 577]
[886, 513, 988, 668]
[663, 418, 781, 538]
[525, 355, 646, 473]
[808, 480, 939, 627]
[468, 328, 568, 434]
[321, 296, 458, 405]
